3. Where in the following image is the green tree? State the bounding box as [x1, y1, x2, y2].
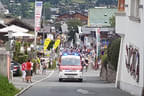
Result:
[1, 0, 9, 5]
[107, 38, 121, 70]
[67, 19, 83, 44]
[21, 0, 33, 18]
[109, 16, 115, 27]
[43, 2, 52, 19]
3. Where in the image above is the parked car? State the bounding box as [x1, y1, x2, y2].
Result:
[11, 61, 21, 76]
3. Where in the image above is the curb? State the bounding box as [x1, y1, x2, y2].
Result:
[15, 70, 54, 96]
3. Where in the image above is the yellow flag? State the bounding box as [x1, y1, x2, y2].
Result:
[53, 39, 60, 49]
[44, 38, 51, 51]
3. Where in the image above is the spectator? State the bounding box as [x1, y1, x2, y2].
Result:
[21, 62, 26, 82]
[42, 60, 47, 74]
[85, 58, 89, 72]
[25, 60, 32, 83]
[30, 61, 33, 79]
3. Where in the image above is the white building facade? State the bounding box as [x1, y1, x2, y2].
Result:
[115, 0, 144, 96]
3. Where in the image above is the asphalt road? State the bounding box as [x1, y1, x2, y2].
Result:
[20, 69, 132, 96]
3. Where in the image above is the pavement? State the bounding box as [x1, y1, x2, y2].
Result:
[12, 70, 54, 96]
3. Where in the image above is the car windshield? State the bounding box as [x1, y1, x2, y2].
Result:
[61, 56, 80, 66]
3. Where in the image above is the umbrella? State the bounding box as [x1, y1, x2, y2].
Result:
[0, 25, 29, 33]
[4, 32, 34, 37]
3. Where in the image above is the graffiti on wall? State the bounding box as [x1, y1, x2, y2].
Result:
[125, 44, 140, 82]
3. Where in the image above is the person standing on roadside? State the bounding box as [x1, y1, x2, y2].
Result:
[30, 61, 33, 82]
[42, 60, 47, 75]
[85, 58, 89, 72]
[21, 62, 26, 82]
[25, 60, 32, 83]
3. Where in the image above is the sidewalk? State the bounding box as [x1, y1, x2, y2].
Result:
[12, 70, 54, 90]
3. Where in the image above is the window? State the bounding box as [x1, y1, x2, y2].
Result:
[61, 57, 80, 66]
[129, 0, 140, 20]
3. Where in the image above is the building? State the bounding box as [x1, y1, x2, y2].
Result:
[88, 7, 117, 27]
[0, 18, 34, 43]
[56, 13, 88, 24]
[0, 2, 9, 15]
[115, 0, 144, 96]
[78, 25, 114, 49]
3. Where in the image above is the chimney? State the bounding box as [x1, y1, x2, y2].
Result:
[118, 0, 125, 11]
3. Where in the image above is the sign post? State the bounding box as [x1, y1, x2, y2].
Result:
[34, 1, 43, 53]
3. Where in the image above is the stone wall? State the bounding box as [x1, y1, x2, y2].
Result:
[100, 64, 116, 83]
[0, 50, 10, 79]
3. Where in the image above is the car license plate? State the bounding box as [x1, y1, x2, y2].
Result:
[67, 75, 74, 78]
[65, 70, 71, 72]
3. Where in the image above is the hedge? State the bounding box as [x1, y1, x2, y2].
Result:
[0, 75, 19, 96]
[107, 38, 121, 71]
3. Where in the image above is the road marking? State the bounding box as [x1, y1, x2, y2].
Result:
[77, 89, 89, 94]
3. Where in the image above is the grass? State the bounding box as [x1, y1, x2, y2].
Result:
[0, 75, 20, 96]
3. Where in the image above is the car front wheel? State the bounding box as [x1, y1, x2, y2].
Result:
[59, 78, 63, 82]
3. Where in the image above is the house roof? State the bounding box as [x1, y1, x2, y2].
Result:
[57, 12, 88, 21]
[88, 8, 117, 27]
[0, 23, 6, 29]
[4, 18, 34, 31]
[72, 13, 88, 18]
[0, 25, 29, 33]
[21, 19, 34, 27]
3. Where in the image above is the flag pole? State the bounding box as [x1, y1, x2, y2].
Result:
[34, 0, 43, 58]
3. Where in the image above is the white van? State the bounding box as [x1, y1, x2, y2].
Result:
[58, 53, 83, 82]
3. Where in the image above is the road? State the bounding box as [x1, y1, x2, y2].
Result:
[20, 68, 132, 96]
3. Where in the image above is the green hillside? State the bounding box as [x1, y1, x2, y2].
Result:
[0, 0, 117, 19]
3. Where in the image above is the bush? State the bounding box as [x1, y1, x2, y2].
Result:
[48, 59, 56, 69]
[107, 38, 121, 71]
[13, 53, 28, 64]
[51, 60, 56, 69]
[0, 75, 19, 96]
[31, 59, 37, 74]
[101, 53, 108, 69]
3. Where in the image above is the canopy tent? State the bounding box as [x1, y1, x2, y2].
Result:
[4, 32, 34, 37]
[0, 25, 29, 33]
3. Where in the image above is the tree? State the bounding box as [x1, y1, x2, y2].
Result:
[43, 2, 52, 19]
[109, 16, 115, 27]
[107, 38, 121, 70]
[21, 0, 32, 18]
[67, 19, 83, 44]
